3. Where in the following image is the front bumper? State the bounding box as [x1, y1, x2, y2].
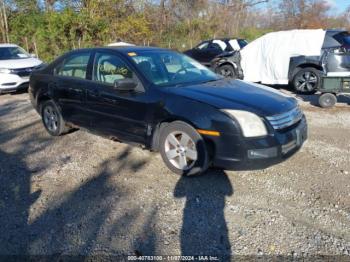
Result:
[0, 73, 30, 93]
[212, 116, 308, 170]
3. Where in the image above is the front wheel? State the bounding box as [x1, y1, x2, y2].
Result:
[159, 121, 209, 176]
[217, 64, 237, 78]
[41, 100, 69, 136]
[292, 67, 321, 94]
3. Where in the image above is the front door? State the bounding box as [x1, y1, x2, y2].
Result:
[85, 51, 149, 144]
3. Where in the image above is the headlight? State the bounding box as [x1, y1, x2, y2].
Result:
[222, 109, 267, 137]
[0, 68, 12, 74]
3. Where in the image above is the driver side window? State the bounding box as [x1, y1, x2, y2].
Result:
[93, 52, 134, 85]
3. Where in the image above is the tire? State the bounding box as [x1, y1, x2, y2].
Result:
[40, 100, 69, 136]
[217, 64, 237, 78]
[318, 93, 337, 108]
[159, 121, 209, 176]
[292, 67, 321, 94]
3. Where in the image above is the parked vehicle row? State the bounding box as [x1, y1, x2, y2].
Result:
[29, 46, 307, 176]
[208, 29, 350, 95]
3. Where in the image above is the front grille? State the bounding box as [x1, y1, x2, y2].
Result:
[12, 67, 34, 77]
[266, 106, 303, 130]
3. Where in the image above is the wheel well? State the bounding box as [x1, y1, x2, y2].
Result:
[219, 62, 235, 69]
[291, 64, 323, 80]
[150, 119, 216, 158]
[37, 95, 51, 112]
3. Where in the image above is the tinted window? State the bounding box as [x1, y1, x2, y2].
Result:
[131, 51, 221, 86]
[55, 53, 90, 79]
[0, 46, 30, 60]
[334, 32, 350, 46]
[93, 53, 134, 85]
[210, 42, 224, 51]
[212, 40, 227, 51]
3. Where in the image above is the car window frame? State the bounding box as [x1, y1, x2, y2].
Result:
[196, 41, 210, 50]
[91, 50, 146, 93]
[209, 41, 225, 51]
[53, 51, 93, 80]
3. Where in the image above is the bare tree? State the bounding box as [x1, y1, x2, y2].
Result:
[0, 0, 9, 43]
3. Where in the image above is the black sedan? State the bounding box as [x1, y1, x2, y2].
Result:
[183, 38, 248, 66]
[29, 46, 307, 176]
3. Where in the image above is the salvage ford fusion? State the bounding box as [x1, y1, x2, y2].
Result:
[29, 46, 307, 176]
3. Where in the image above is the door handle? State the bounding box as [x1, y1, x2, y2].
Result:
[89, 89, 100, 97]
[101, 97, 118, 104]
[68, 87, 83, 93]
[48, 82, 58, 89]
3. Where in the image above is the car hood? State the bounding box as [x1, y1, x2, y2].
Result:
[0, 57, 43, 69]
[166, 79, 297, 116]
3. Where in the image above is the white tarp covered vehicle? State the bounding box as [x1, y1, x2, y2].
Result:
[212, 29, 350, 94]
[240, 29, 326, 85]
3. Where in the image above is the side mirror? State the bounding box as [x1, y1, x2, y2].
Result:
[114, 78, 137, 91]
[30, 54, 37, 58]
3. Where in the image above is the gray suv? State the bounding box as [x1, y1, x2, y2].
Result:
[289, 30, 350, 94]
[212, 29, 350, 94]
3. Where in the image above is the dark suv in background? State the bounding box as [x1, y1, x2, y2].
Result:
[212, 30, 350, 94]
[184, 38, 248, 66]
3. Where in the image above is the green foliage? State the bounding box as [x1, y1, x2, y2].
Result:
[6, 3, 152, 62]
[238, 27, 273, 42]
[3, 0, 349, 61]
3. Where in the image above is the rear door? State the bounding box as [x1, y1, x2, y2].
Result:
[52, 51, 93, 127]
[84, 51, 150, 143]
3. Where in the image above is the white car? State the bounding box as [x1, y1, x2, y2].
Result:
[0, 44, 43, 94]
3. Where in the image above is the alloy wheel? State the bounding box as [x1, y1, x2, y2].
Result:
[220, 67, 234, 77]
[164, 131, 198, 170]
[295, 71, 318, 92]
[43, 105, 58, 132]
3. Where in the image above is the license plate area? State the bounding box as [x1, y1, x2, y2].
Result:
[282, 123, 307, 155]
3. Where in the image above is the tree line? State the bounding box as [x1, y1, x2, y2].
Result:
[0, 0, 349, 62]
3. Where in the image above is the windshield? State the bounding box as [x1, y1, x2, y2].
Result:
[0, 46, 30, 60]
[130, 51, 221, 86]
[333, 32, 350, 46]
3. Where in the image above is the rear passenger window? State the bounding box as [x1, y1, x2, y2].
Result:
[54, 53, 90, 79]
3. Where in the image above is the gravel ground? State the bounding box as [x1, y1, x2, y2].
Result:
[0, 90, 350, 259]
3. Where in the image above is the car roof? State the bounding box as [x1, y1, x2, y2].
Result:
[69, 46, 169, 54]
[326, 29, 348, 36]
[0, 43, 19, 48]
[202, 38, 243, 42]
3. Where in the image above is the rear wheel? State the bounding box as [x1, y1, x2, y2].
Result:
[159, 121, 209, 176]
[41, 100, 69, 136]
[217, 64, 237, 78]
[318, 93, 337, 108]
[293, 67, 321, 94]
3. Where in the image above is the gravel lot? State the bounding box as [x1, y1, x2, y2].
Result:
[0, 89, 350, 259]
